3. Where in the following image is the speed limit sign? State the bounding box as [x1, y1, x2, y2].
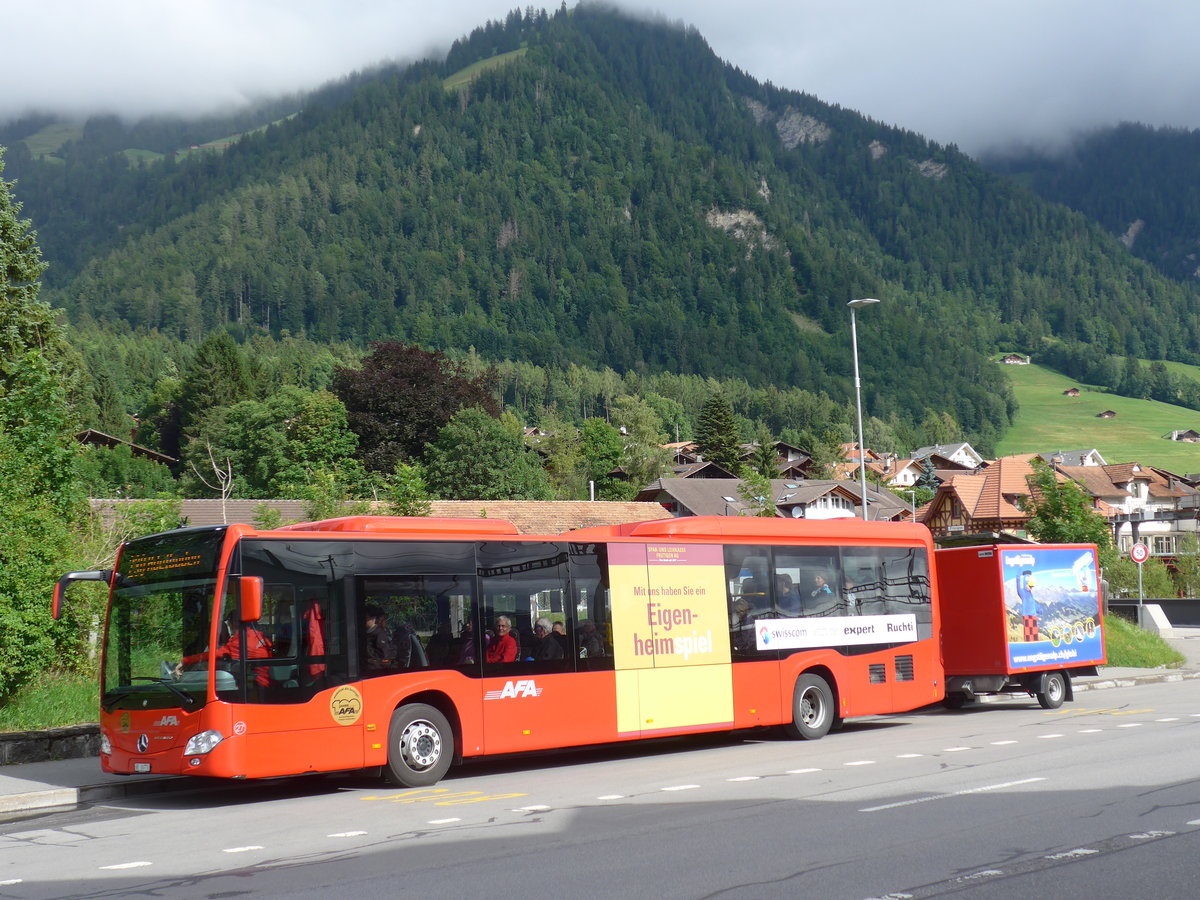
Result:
[1130, 542, 1149, 564]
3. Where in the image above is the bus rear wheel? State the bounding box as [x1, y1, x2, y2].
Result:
[784, 674, 834, 740]
[387, 703, 454, 787]
[1036, 672, 1066, 710]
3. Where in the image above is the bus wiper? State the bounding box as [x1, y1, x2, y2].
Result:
[130, 677, 197, 707]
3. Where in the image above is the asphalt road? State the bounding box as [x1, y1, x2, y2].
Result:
[2, 680, 1198, 899]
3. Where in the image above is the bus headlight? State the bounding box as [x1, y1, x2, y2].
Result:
[184, 730, 225, 756]
[99, 733, 112, 755]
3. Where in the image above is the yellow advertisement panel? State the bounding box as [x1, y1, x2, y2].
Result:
[610, 543, 733, 734]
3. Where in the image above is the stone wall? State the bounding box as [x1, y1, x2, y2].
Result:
[0, 725, 100, 766]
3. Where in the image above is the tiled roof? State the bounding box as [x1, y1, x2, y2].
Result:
[91, 499, 672, 536]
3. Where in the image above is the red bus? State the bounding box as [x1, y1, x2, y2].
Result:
[53, 515, 941, 786]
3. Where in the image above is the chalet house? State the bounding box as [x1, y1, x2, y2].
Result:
[921, 454, 1039, 537]
[1166, 429, 1200, 443]
[1061, 463, 1200, 557]
[866, 454, 924, 488]
[635, 477, 908, 521]
[76, 429, 176, 466]
[1000, 353, 1031, 365]
[1039, 449, 1107, 467]
[911, 442, 984, 471]
[1062, 388, 1081, 397]
[672, 461, 740, 479]
[662, 441, 700, 466]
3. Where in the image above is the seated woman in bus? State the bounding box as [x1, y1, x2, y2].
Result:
[531, 617, 564, 661]
[485, 615, 518, 663]
[176, 611, 273, 687]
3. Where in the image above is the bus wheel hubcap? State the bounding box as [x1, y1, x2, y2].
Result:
[800, 688, 823, 725]
[401, 720, 441, 769]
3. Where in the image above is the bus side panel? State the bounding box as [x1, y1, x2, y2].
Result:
[779, 642, 941, 720]
[479, 670, 618, 755]
[730, 660, 783, 727]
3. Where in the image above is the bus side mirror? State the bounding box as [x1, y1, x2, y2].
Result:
[53, 570, 112, 620]
[240, 576, 264, 623]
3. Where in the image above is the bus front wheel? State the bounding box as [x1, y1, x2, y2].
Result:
[784, 674, 834, 740]
[387, 703, 454, 787]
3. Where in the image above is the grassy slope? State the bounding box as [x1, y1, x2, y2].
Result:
[443, 47, 528, 91]
[996, 362, 1200, 471]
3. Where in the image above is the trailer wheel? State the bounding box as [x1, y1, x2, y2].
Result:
[1036, 672, 1066, 710]
[386, 703, 454, 787]
[783, 674, 834, 740]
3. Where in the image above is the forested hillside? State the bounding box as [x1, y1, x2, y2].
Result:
[985, 123, 1200, 284]
[8, 5, 1200, 457]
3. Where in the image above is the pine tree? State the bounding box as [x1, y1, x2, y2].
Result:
[694, 391, 741, 472]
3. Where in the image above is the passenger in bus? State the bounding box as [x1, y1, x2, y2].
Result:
[425, 621, 456, 667]
[551, 620, 572, 657]
[810, 574, 834, 598]
[177, 611, 273, 687]
[532, 617, 564, 660]
[456, 618, 477, 664]
[774, 574, 801, 616]
[485, 615, 518, 663]
[364, 605, 396, 671]
[730, 597, 756, 653]
[578, 620, 606, 658]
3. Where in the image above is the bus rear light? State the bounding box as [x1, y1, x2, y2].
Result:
[99, 733, 112, 755]
[185, 730, 225, 756]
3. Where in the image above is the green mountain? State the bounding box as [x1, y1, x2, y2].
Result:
[8, 6, 1200, 454]
[984, 123, 1200, 284]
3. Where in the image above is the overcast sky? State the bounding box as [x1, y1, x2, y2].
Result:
[5, 0, 1200, 157]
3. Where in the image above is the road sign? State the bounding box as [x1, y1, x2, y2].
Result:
[1130, 542, 1149, 565]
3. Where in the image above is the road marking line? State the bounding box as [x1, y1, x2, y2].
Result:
[1130, 830, 1174, 839]
[1038, 733, 1063, 739]
[786, 767, 821, 774]
[0, 879, 23, 886]
[1078, 728, 1102, 733]
[860, 777, 1045, 812]
[1046, 848, 1097, 860]
[661, 784, 700, 791]
[328, 831, 367, 838]
[1187, 819, 1200, 826]
[990, 740, 1018, 745]
[727, 776, 760, 782]
[943, 746, 971, 752]
[428, 818, 461, 825]
[223, 846, 264, 853]
[1117, 723, 1143, 728]
[845, 760, 876, 766]
[100, 862, 152, 870]
[515, 805, 551, 811]
[596, 794, 624, 800]
[896, 753, 924, 758]
[437, 793, 527, 805]
[1156, 717, 1179, 722]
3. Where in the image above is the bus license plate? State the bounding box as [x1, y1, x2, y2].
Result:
[133, 762, 151, 773]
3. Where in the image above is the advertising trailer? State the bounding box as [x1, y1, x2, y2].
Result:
[935, 543, 1105, 708]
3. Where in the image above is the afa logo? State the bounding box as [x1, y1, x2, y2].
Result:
[484, 680, 544, 700]
[758, 625, 771, 646]
[329, 685, 363, 726]
[153, 715, 179, 727]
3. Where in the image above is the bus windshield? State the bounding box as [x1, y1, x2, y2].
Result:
[103, 528, 227, 712]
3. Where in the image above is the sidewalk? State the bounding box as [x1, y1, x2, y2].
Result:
[3, 629, 1199, 816]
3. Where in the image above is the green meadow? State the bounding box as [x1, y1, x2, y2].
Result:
[444, 48, 528, 91]
[996, 362, 1200, 472]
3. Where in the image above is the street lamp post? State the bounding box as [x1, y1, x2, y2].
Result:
[848, 298, 880, 522]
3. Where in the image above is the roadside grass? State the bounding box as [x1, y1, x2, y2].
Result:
[997, 362, 1200, 469]
[1103, 613, 1185, 668]
[0, 671, 98, 732]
